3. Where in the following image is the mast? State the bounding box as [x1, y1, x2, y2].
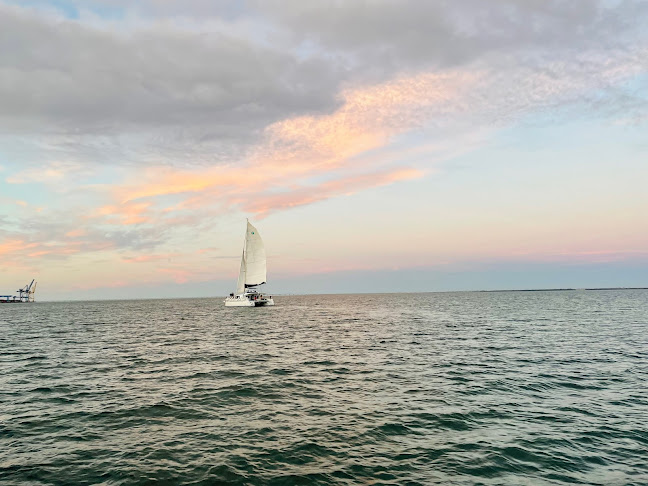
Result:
[235, 223, 247, 295]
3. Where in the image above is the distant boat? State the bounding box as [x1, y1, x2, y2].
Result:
[224, 221, 274, 307]
[0, 279, 37, 303]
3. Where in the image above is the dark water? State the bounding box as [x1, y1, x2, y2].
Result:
[1, 291, 647, 485]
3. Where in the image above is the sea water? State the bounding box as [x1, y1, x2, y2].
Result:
[1, 290, 647, 485]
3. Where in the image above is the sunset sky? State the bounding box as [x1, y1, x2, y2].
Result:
[1, 0, 647, 300]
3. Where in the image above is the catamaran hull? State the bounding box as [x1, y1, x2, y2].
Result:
[224, 297, 274, 307]
[224, 298, 254, 307]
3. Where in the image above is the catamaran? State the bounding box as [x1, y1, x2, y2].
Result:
[224, 220, 274, 307]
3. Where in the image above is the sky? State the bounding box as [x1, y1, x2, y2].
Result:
[0, 0, 647, 300]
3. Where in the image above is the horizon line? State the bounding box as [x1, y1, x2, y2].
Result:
[22, 287, 648, 303]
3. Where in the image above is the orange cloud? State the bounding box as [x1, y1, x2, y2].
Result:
[94, 201, 153, 225]
[0, 238, 109, 262]
[105, 71, 466, 223]
[0, 239, 33, 255]
[26, 242, 83, 258]
[65, 229, 86, 238]
[261, 71, 477, 168]
[244, 168, 424, 216]
[118, 167, 268, 204]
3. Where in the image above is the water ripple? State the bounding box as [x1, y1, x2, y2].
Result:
[1, 291, 647, 484]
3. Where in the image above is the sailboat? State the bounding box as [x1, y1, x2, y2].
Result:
[224, 220, 275, 307]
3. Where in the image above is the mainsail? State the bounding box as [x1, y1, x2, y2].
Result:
[235, 221, 267, 293]
[244, 221, 267, 287]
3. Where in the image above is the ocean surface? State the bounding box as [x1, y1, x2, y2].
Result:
[1, 291, 647, 485]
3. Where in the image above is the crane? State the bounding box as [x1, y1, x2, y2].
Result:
[16, 280, 36, 302]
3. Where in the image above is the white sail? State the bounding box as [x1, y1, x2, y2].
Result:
[244, 221, 266, 287]
[236, 249, 246, 295]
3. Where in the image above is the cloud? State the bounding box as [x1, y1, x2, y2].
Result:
[1, 42, 639, 261]
[0, 239, 35, 256]
[2, 0, 646, 164]
[0, 3, 341, 145]
[97, 47, 645, 220]
[245, 168, 424, 216]
[6, 160, 87, 184]
[95, 202, 153, 225]
[0, 0, 645, 178]
[0, 237, 82, 260]
[65, 229, 86, 238]
[91, 69, 475, 224]
[256, 0, 648, 73]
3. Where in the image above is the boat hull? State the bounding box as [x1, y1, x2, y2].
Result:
[224, 296, 274, 307]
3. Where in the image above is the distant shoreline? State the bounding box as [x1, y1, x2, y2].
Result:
[479, 287, 648, 292]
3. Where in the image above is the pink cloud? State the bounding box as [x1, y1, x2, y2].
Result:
[5, 47, 646, 285]
[65, 229, 86, 238]
[100, 53, 642, 226]
[94, 202, 153, 225]
[243, 168, 424, 216]
[0, 238, 111, 263]
[0, 239, 37, 256]
[104, 70, 473, 222]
